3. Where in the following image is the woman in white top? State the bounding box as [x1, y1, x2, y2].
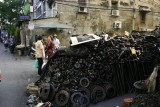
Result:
[53, 34, 60, 49]
[35, 36, 45, 76]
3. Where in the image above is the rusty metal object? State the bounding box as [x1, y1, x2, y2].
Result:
[123, 98, 134, 107]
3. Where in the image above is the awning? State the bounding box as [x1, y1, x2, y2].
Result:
[38, 22, 73, 29]
[139, 7, 151, 12]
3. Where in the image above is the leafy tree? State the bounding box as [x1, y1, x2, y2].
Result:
[0, 0, 21, 36]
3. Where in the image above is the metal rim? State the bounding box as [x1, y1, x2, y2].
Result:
[55, 90, 69, 106]
[71, 92, 83, 105]
[80, 77, 90, 88]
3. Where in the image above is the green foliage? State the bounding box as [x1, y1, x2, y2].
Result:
[14, 27, 20, 44]
[14, 27, 19, 38]
[23, 2, 30, 15]
[0, 0, 21, 33]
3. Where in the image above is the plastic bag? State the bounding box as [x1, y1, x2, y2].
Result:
[41, 60, 46, 69]
[34, 59, 39, 69]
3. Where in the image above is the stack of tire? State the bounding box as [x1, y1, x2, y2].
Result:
[38, 82, 116, 107]
[156, 75, 160, 91]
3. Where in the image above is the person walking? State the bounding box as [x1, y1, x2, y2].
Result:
[46, 35, 55, 59]
[3, 37, 9, 49]
[35, 35, 45, 76]
[53, 34, 60, 49]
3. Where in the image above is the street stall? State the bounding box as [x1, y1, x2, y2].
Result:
[26, 31, 160, 107]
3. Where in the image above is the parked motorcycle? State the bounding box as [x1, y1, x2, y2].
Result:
[9, 38, 15, 54]
[28, 46, 36, 59]
[3, 39, 9, 49]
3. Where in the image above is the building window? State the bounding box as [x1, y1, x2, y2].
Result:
[78, 0, 88, 13]
[78, 0, 87, 6]
[41, 1, 46, 18]
[36, 6, 42, 18]
[111, 1, 118, 9]
[47, 0, 56, 9]
[140, 12, 146, 23]
[42, 1, 46, 13]
[52, 3, 58, 17]
[36, 0, 39, 3]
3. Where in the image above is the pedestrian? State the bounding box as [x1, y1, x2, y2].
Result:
[35, 35, 45, 76]
[3, 37, 8, 49]
[53, 34, 60, 49]
[46, 35, 55, 59]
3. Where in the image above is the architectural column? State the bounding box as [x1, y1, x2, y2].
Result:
[132, 0, 136, 30]
[20, 29, 24, 45]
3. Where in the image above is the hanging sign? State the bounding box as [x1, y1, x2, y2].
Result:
[28, 21, 34, 30]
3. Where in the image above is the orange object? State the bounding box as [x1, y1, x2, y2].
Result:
[123, 98, 134, 107]
[0, 70, 2, 81]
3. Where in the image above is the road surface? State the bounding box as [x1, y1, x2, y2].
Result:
[0, 43, 38, 107]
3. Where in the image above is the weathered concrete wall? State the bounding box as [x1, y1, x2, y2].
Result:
[29, 0, 160, 46]
[54, 0, 158, 34]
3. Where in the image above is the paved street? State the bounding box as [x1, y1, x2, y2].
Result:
[0, 43, 39, 107]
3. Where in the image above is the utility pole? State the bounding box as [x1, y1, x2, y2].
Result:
[28, 3, 34, 46]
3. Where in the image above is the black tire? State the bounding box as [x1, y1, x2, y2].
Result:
[79, 95, 90, 107]
[71, 92, 83, 106]
[78, 87, 90, 98]
[48, 84, 56, 101]
[38, 83, 51, 101]
[105, 84, 116, 98]
[72, 46, 89, 58]
[55, 90, 69, 106]
[91, 85, 106, 103]
[43, 71, 52, 83]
